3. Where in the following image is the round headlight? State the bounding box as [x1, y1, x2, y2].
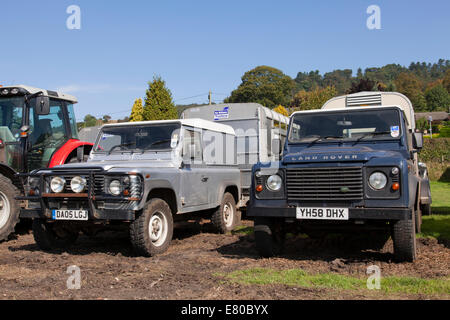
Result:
[70, 176, 86, 193]
[266, 175, 282, 191]
[10, 88, 19, 95]
[1, 89, 9, 95]
[50, 177, 66, 193]
[109, 180, 121, 196]
[369, 172, 387, 190]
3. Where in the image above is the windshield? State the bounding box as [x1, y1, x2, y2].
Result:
[94, 123, 181, 153]
[289, 109, 402, 143]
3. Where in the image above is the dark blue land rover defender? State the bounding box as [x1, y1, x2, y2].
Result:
[247, 92, 432, 262]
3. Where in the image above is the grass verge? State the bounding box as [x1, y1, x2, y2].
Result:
[219, 268, 450, 295]
[430, 181, 450, 214]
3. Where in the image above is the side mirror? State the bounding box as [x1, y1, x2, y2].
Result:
[35, 96, 50, 115]
[413, 132, 423, 150]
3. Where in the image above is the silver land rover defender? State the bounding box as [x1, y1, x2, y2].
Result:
[19, 119, 241, 256]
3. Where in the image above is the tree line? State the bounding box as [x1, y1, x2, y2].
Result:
[225, 59, 450, 113]
[78, 59, 450, 129]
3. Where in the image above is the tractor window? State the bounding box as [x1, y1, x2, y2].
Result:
[67, 104, 79, 139]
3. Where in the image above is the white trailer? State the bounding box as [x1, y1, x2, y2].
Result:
[182, 103, 289, 198]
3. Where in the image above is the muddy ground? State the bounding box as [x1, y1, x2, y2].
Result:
[0, 220, 448, 300]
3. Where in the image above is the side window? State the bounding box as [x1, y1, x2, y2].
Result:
[182, 128, 203, 163]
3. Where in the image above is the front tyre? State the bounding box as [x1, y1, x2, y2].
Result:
[130, 198, 173, 257]
[211, 192, 240, 234]
[32, 219, 79, 250]
[254, 218, 286, 258]
[0, 175, 21, 241]
[391, 212, 417, 262]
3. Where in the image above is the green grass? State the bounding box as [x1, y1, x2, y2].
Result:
[219, 268, 450, 295]
[231, 225, 254, 235]
[417, 181, 450, 241]
[430, 181, 450, 214]
[419, 214, 450, 240]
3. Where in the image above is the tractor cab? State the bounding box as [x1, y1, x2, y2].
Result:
[0, 85, 86, 173]
[0, 85, 93, 241]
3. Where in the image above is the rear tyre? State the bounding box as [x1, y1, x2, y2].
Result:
[254, 218, 286, 258]
[211, 192, 240, 234]
[32, 219, 79, 250]
[0, 175, 21, 242]
[391, 212, 417, 262]
[130, 198, 173, 257]
[421, 203, 431, 216]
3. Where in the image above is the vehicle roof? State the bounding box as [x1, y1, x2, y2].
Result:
[291, 105, 404, 116]
[182, 103, 290, 124]
[101, 118, 236, 135]
[0, 84, 77, 103]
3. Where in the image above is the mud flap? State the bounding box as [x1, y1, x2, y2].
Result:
[420, 179, 432, 205]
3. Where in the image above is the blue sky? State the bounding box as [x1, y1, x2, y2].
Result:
[0, 0, 449, 121]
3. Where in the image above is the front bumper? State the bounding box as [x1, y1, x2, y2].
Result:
[17, 170, 142, 222]
[247, 204, 411, 220]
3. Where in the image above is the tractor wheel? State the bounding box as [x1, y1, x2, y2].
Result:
[68, 155, 89, 163]
[0, 175, 21, 242]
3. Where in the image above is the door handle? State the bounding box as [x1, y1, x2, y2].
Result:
[201, 177, 209, 182]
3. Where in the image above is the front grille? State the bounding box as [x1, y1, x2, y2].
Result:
[286, 167, 363, 201]
[93, 175, 105, 194]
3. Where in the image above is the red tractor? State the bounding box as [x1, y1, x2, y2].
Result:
[0, 85, 93, 240]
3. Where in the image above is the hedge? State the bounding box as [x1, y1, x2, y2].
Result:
[420, 138, 450, 181]
[420, 138, 450, 162]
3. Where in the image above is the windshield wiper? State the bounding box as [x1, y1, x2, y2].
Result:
[353, 131, 392, 144]
[108, 142, 136, 155]
[149, 139, 171, 147]
[308, 135, 345, 145]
